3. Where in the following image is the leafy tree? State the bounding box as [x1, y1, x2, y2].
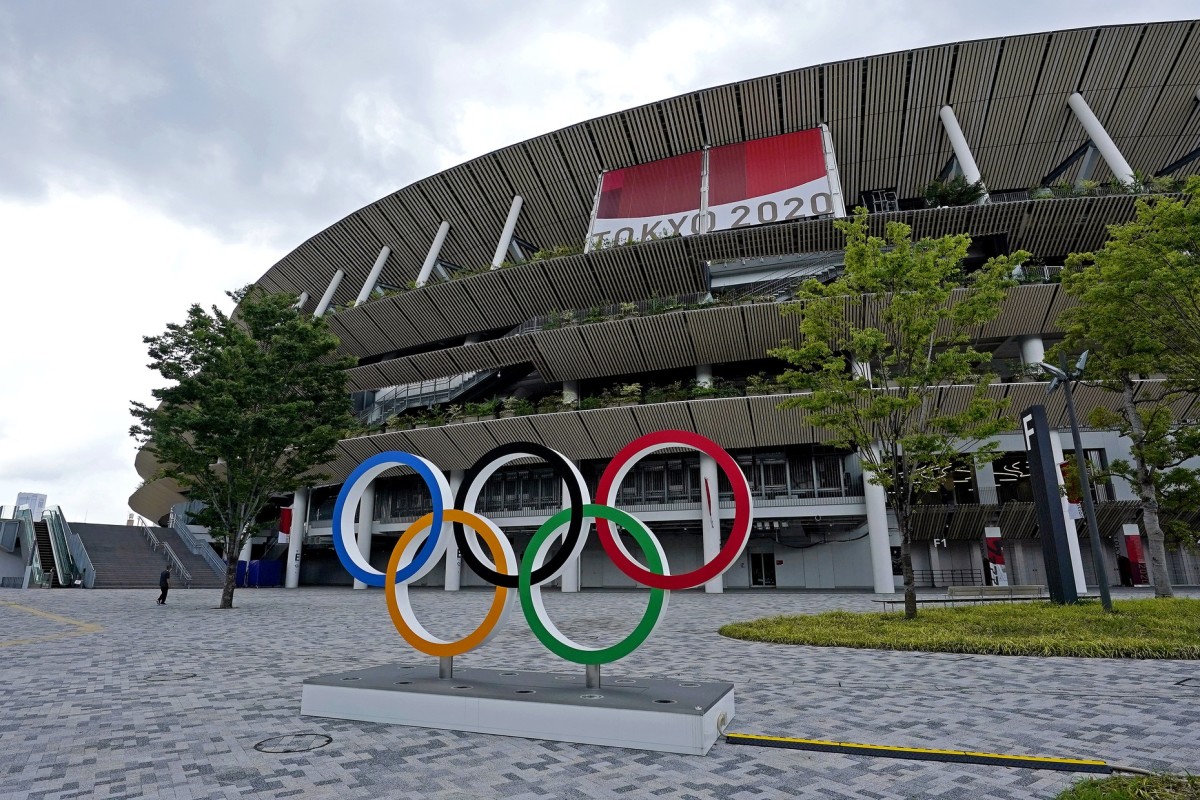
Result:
[1060, 178, 1200, 597]
[924, 175, 986, 207]
[132, 287, 355, 608]
[771, 209, 1025, 617]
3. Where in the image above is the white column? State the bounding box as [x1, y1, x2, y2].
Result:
[314, 269, 345, 316]
[1047, 432, 1089, 594]
[694, 364, 723, 593]
[293, 292, 309, 310]
[1019, 335, 1045, 370]
[285, 488, 309, 589]
[355, 246, 390, 305]
[416, 221, 450, 288]
[444, 470, 463, 591]
[938, 105, 989, 201]
[238, 538, 253, 562]
[864, 463, 895, 594]
[1067, 93, 1135, 186]
[699, 452, 723, 593]
[491, 196, 524, 269]
[352, 482, 375, 590]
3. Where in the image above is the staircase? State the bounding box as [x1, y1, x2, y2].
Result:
[32, 520, 63, 587]
[71, 523, 223, 589]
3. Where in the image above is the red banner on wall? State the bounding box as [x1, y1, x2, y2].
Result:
[586, 127, 841, 250]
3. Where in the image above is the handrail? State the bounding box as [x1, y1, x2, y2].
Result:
[15, 507, 37, 566]
[47, 507, 94, 588]
[171, 514, 225, 577]
[138, 517, 192, 588]
[41, 507, 79, 586]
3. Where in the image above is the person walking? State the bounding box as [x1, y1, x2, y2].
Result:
[157, 567, 170, 605]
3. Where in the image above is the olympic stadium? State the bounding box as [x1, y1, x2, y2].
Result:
[129, 19, 1200, 595]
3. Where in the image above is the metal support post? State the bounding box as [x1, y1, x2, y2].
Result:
[491, 196, 523, 269]
[439, 656, 453, 680]
[585, 664, 600, 689]
[416, 221, 450, 287]
[314, 269, 345, 316]
[938, 105, 989, 202]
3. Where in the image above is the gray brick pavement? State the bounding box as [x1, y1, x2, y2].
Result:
[1, 587, 1197, 799]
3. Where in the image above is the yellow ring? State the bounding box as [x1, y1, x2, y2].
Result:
[384, 509, 511, 657]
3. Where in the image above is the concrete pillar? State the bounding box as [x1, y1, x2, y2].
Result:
[294, 291, 309, 310]
[285, 488, 309, 589]
[445, 470, 463, 591]
[692, 364, 723, 593]
[864, 446, 895, 594]
[1047, 432, 1089, 594]
[314, 269, 345, 316]
[355, 246, 390, 305]
[352, 482, 375, 590]
[938, 105, 989, 201]
[416, 221, 450, 288]
[699, 451, 723, 593]
[1067, 93, 1135, 186]
[928, 539, 943, 587]
[238, 538, 253, 563]
[491, 196, 524, 269]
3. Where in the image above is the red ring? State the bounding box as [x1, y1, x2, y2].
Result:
[596, 430, 752, 590]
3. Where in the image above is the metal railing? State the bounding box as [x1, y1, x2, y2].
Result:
[912, 568, 984, 588]
[46, 507, 93, 588]
[170, 513, 225, 577]
[138, 518, 192, 587]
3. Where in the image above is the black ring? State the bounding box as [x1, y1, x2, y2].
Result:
[455, 441, 584, 588]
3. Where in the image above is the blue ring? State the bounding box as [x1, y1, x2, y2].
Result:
[332, 451, 445, 586]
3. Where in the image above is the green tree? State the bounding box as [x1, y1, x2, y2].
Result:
[132, 287, 355, 608]
[771, 209, 1025, 617]
[1060, 178, 1200, 597]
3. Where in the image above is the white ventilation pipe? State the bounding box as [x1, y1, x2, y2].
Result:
[314, 270, 345, 316]
[416, 221, 450, 287]
[1068, 93, 1135, 186]
[355, 246, 390, 305]
[491, 196, 524, 269]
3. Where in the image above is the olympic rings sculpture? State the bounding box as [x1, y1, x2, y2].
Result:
[332, 430, 754, 665]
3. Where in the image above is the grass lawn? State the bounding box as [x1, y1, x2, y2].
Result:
[718, 598, 1200, 658]
[1056, 774, 1200, 798]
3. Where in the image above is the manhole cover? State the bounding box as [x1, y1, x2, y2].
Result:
[145, 672, 196, 682]
[254, 733, 332, 753]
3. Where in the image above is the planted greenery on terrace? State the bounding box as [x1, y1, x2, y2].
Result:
[718, 599, 1200, 659]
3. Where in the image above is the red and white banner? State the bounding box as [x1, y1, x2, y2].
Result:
[586, 127, 841, 251]
[278, 507, 292, 546]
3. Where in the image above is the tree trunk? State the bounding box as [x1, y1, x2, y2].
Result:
[219, 549, 238, 609]
[898, 512, 917, 619]
[1120, 378, 1175, 598]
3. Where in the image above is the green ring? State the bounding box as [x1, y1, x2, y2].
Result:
[519, 503, 667, 664]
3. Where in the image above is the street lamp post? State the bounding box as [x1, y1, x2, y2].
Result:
[1040, 352, 1114, 612]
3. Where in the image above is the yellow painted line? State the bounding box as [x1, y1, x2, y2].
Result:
[0, 602, 103, 647]
[725, 733, 1110, 768]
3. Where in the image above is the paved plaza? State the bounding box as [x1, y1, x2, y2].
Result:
[1, 586, 1198, 799]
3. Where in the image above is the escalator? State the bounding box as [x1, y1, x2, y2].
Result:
[33, 520, 63, 587]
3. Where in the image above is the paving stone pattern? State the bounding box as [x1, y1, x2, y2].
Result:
[1, 587, 1197, 799]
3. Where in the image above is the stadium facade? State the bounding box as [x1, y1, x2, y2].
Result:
[131, 20, 1200, 592]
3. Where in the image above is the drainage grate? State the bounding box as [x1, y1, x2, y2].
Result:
[145, 672, 196, 682]
[255, 733, 332, 753]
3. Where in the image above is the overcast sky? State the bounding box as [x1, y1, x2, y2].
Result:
[1, 1, 1195, 524]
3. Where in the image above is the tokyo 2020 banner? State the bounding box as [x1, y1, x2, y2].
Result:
[585, 128, 842, 250]
[332, 431, 754, 665]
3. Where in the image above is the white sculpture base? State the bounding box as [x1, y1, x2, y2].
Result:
[301, 664, 735, 756]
